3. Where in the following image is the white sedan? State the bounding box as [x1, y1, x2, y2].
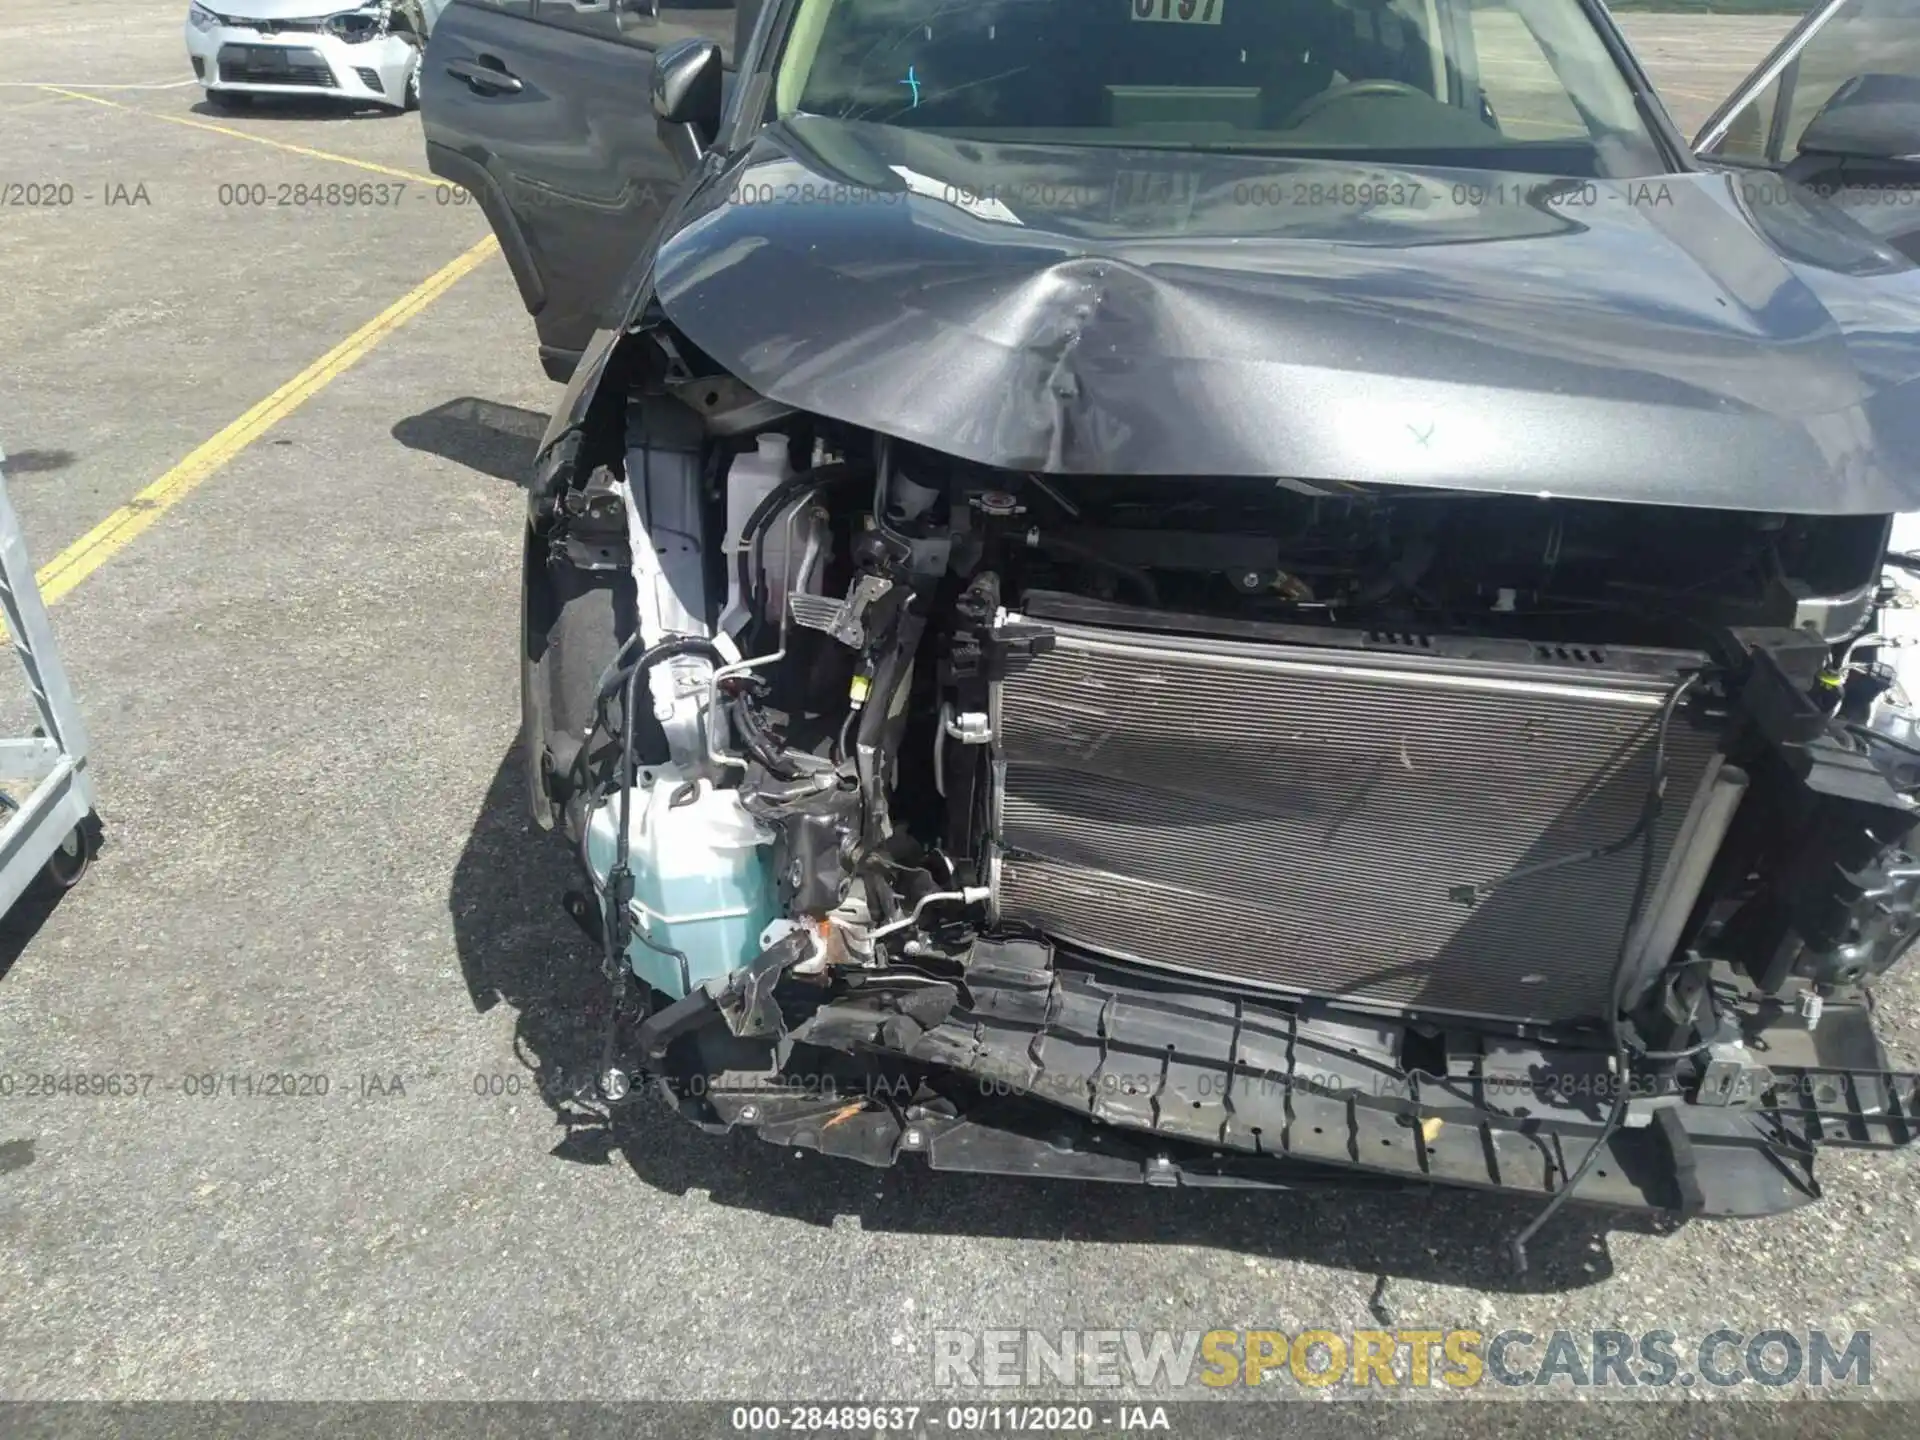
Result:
[184, 0, 442, 112]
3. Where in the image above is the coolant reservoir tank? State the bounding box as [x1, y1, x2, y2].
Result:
[584, 772, 781, 998]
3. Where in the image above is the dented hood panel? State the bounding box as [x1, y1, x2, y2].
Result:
[651, 119, 1920, 514]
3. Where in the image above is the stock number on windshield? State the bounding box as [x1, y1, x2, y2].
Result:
[1133, 0, 1223, 24]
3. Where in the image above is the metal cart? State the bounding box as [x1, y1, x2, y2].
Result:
[0, 445, 99, 913]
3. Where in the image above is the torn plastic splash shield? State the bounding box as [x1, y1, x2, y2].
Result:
[634, 938, 1901, 1215]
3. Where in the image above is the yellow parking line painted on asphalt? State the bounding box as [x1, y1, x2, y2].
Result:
[39, 85, 438, 185]
[29, 235, 499, 609]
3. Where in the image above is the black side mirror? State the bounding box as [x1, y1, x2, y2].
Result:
[652, 37, 725, 172]
[1799, 73, 1920, 165]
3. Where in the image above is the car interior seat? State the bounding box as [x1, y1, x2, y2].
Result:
[813, 0, 1363, 133]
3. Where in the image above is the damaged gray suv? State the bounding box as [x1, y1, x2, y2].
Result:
[423, 0, 1920, 1265]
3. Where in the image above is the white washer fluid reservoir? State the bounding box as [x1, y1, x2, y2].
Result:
[584, 770, 781, 998]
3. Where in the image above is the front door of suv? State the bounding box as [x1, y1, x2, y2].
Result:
[421, 0, 741, 380]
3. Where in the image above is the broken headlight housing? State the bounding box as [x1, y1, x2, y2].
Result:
[187, 3, 225, 31]
[323, 1, 391, 41]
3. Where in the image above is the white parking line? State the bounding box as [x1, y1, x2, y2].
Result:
[40, 85, 439, 185]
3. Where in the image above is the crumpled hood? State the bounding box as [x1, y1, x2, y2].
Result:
[652, 118, 1920, 514]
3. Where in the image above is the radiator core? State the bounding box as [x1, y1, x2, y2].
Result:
[989, 611, 1720, 1024]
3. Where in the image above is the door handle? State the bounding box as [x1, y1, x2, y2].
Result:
[446, 57, 523, 95]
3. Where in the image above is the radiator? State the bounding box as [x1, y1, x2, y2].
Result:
[988, 602, 1721, 1024]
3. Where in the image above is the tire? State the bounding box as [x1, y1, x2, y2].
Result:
[31, 814, 98, 897]
[206, 89, 254, 111]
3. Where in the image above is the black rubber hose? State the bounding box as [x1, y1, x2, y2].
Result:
[1848, 721, 1920, 761]
[591, 632, 649, 711]
[725, 693, 802, 780]
[608, 636, 728, 867]
[735, 462, 858, 632]
[591, 653, 648, 1092]
[594, 634, 725, 1085]
[569, 633, 728, 810]
[1027, 534, 1160, 607]
[594, 635, 729, 968]
[596, 634, 726, 708]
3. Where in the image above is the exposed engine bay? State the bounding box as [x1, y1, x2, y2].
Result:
[522, 329, 1920, 1266]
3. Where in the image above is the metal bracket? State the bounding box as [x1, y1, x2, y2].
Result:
[788, 573, 895, 649]
[1695, 1042, 1775, 1107]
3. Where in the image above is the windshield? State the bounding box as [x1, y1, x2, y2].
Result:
[771, 0, 1667, 176]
